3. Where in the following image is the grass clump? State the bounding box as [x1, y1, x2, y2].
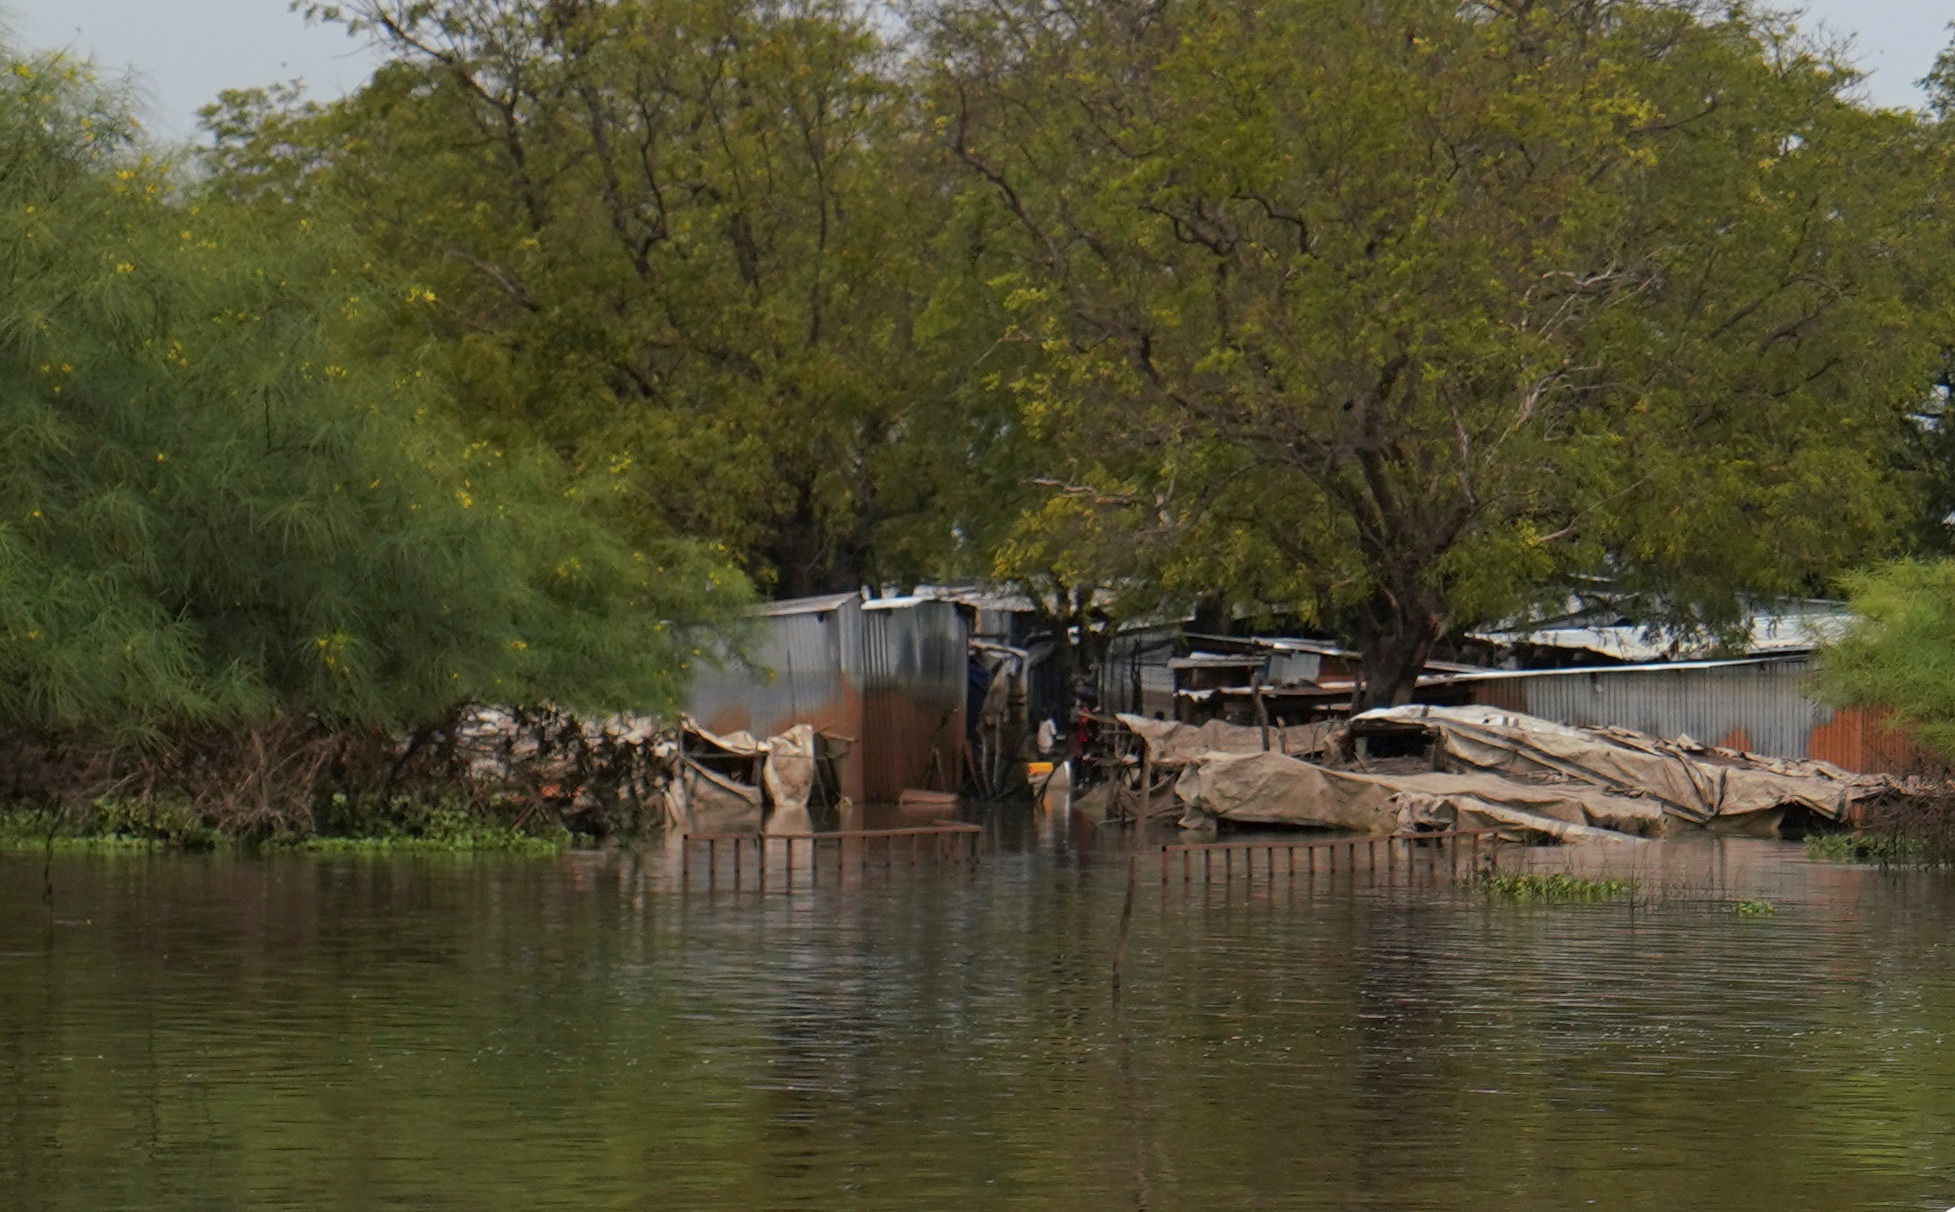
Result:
[0, 795, 569, 856]
[1805, 831, 1931, 867]
[0, 800, 223, 853]
[1480, 872, 1632, 903]
[1733, 898, 1777, 917]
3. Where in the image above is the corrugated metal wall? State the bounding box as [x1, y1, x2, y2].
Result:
[860, 600, 968, 801]
[1477, 660, 1818, 756]
[683, 594, 969, 804]
[685, 595, 866, 800]
[1461, 658, 1926, 773]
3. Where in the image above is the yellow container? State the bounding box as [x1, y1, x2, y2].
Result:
[1026, 760, 1055, 778]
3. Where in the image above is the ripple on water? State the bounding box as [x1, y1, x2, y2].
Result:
[3, 835, 1955, 1210]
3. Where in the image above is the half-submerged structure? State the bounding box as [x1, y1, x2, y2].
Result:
[1108, 705, 1909, 843]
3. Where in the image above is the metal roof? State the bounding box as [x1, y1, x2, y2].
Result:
[1423, 654, 1803, 683]
[1471, 610, 1851, 662]
[749, 591, 859, 618]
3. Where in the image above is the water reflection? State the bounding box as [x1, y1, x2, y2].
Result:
[4, 831, 1955, 1209]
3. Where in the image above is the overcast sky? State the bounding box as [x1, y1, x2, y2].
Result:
[1, 0, 1949, 144]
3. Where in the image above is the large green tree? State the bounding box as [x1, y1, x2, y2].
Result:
[0, 45, 743, 753]
[927, 0, 1947, 704]
[202, 0, 1025, 596]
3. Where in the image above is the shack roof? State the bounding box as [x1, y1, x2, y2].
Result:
[749, 591, 859, 618]
[1471, 603, 1852, 663]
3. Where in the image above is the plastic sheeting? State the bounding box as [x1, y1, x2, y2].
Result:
[1152, 704, 1898, 843]
[1117, 714, 1341, 765]
[1171, 751, 1658, 843]
[1354, 705, 1892, 830]
[663, 720, 824, 833]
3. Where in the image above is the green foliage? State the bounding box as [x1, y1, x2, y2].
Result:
[1480, 872, 1633, 903]
[202, 0, 1023, 596]
[0, 799, 219, 851]
[1806, 829, 1934, 867]
[0, 44, 747, 743]
[284, 794, 568, 854]
[1733, 898, 1777, 917]
[0, 795, 567, 854]
[929, 0, 1947, 700]
[1818, 561, 1955, 756]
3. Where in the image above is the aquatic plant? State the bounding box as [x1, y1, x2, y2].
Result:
[0, 795, 569, 856]
[279, 798, 569, 855]
[1479, 872, 1632, 903]
[1733, 898, 1777, 917]
[1805, 831, 1932, 867]
[0, 800, 221, 853]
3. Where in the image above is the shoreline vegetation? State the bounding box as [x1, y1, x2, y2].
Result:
[0, 799, 575, 857]
[1804, 795, 1955, 870]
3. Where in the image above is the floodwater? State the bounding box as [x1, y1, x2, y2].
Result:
[6, 814, 1955, 1210]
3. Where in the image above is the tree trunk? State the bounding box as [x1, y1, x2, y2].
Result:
[1352, 583, 1445, 712]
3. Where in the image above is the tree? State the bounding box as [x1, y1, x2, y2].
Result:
[1820, 562, 1955, 757]
[201, 0, 1022, 597]
[0, 44, 745, 795]
[926, 0, 1946, 705]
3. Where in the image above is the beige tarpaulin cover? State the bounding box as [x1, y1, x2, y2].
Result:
[1118, 714, 1340, 765]
[1145, 703, 1899, 843]
[663, 762, 763, 832]
[761, 724, 819, 817]
[1172, 751, 1657, 843]
[1353, 704, 1888, 829]
[663, 719, 821, 832]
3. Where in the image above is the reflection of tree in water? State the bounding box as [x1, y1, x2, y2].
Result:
[13, 847, 1955, 1207]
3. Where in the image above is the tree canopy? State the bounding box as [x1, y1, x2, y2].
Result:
[200, 0, 1032, 597]
[926, 0, 1949, 703]
[0, 45, 745, 747]
[26, 0, 1955, 723]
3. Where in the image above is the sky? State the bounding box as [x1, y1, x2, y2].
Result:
[0, 0, 1949, 143]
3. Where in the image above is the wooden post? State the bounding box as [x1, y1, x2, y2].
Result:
[1111, 854, 1139, 997]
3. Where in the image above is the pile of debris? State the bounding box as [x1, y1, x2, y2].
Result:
[1098, 704, 1912, 843]
[448, 708, 845, 835]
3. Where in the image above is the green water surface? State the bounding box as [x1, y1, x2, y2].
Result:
[3, 823, 1953, 1210]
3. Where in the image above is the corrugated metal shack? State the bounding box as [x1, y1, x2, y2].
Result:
[685, 593, 969, 804]
[1095, 614, 1927, 774]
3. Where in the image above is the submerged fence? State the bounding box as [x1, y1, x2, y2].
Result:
[1159, 828, 1505, 888]
[678, 823, 1505, 896]
[680, 823, 983, 892]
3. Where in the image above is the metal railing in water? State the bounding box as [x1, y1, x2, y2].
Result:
[1159, 828, 1505, 887]
[681, 823, 983, 892]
